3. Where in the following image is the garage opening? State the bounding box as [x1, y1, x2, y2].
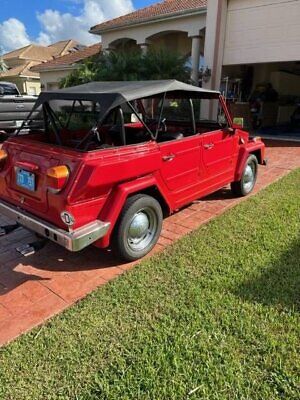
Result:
[221, 61, 300, 141]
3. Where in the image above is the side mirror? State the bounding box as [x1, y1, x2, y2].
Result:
[233, 117, 244, 129]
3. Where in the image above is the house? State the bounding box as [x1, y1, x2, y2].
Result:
[32, 43, 102, 91]
[90, 0, 207, 86]
[0, 40, 80, 95]
[90, 0, 300, 133]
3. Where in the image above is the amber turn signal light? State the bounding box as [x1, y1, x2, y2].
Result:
[0, 149, 8, 170]
[46, 165, 69, 192]
[0, 149, 8, 162]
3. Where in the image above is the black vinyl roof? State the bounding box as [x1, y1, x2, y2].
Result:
[34, 80, 220, 119]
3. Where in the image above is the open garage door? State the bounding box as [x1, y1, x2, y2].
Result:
[223, 0, 300, 66]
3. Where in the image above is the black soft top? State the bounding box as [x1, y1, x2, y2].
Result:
[34, 80, 220, 119]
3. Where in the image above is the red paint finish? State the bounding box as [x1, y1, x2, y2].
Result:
[0, 95, 265, 249]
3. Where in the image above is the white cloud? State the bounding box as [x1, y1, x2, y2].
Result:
[0, 0, 134, 53]
[0, 18, 30, 53]
[37, 0, 134, 45]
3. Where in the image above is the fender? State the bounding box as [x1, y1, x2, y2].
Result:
[95, 174, 171, 248]
[235, 141, 265, 181]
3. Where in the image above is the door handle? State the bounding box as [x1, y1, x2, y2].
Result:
[204, 143, 215, 150]
[162, 154, 175, 162]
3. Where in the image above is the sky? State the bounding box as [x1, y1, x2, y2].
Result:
[0, 0, 156, 53]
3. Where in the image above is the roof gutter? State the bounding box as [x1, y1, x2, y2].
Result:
[19, 75, 40, 79]
[32, 64, 79, 73]
[90, 7, 207, 35]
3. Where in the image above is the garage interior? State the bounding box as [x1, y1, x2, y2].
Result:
[216, 0, 300, 141]
[221, 61, 300, 140]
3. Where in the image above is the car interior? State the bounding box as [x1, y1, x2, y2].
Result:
[21, 96, 227, 151]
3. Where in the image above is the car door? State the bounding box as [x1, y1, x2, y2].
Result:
[197, 95, 239, 190]
[200, 128, 238, 188]
[155, 97, 202, 204]
[159, 135, 201, 201]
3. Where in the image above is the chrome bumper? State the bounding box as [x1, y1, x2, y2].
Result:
[0, 200, 110, 252]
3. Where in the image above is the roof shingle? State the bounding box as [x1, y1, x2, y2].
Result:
[3, 40, 79, 62]
[0, 61, 40, 78]
[31, 43, 102, 72]
[90, 0, 207, 33]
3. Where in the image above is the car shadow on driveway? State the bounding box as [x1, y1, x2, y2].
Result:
[0, 186, 236, 297]
[202, 186, 236, 201]
[234, 238, 300, 311]
[0, 237, 124, 296]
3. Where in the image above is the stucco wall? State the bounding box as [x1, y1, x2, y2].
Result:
[22, 80, 40, 95]
[224, 0, 300, 65]
[39, 68, 76, 91]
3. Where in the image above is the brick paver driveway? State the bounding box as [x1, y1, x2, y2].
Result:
[0, 140, 299, 346]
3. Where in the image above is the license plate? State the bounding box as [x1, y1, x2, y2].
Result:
[16, 169, 35, 192]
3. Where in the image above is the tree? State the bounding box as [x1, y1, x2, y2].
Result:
[60, 49, 190, 88]
[59, 59, 96, 88]
[141, 48, 190, 82]
[95, 50, 143, 81]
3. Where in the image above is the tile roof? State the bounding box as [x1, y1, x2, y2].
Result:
[3, 45, 55, 62]
[47, 40, 79, 57]
[3, 40, 79, 62]
[90, 0, 207, 33]
[0, 61, 40, 78]
[31, 43, 102, 72]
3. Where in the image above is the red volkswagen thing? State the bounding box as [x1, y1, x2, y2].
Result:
[0, 81, 266, 261]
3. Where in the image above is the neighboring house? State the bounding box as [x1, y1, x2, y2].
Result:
[0, 40, 80, 95]
[32, 43, 102, 91]
[0, 62, 41, 95]
[90, 0, 300, 129]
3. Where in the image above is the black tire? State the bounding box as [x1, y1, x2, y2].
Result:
[231, 154, 258, 197]
[114, 194, 163, 262]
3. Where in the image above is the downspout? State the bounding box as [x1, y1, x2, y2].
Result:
[209, 0, 227, 119]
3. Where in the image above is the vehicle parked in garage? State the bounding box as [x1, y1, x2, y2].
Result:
[0, 80, 266, 261]
[0, 81, 42, 138]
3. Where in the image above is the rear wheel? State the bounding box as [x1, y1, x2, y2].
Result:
[114, 194, 163, 262]
[231, 155, 258, 197]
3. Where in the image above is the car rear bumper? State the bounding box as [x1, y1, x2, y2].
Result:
[0, 200, 110, 252]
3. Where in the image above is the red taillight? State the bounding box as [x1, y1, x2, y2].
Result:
[46, 165, 69, 193]
[0, 149, 8, 170]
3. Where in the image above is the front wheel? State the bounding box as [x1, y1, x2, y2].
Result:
[231, 155, 258, 197]
[114, 194, 163, 262]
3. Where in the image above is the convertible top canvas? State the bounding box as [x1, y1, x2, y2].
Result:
[34, 80, 221, 119]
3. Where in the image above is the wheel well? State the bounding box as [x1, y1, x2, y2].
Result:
[138, 186, 170, 217]
[250, 150, 262, 164]
[111, 186, 169, 239]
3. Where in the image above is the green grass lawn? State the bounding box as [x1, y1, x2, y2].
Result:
[0, 170, 299, 400]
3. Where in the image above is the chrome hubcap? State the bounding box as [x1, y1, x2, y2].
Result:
[127, 208, 157, 252]
[243, 162, 255, 192]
